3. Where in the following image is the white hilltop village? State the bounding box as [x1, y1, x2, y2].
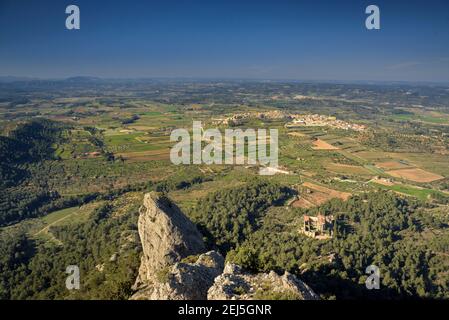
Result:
[212, 110, 367, 132]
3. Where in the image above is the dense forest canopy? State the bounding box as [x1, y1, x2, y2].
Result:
[190, 180, 293, 253]
[0, 202, 141, 300]
[227, 191, 449, 299]
[0, 120, 69, 226]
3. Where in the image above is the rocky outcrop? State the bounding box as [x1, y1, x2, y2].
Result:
[207, 263, 319, 300]
[131, 192, 318, 300]
[132, 251, 224, 300]
[133, 192, 206, 288]
[131, 192, 223, 300]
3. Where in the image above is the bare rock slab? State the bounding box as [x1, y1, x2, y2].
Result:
[207, 263, 319, 300]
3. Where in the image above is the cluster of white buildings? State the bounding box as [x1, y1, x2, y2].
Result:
[212, 111, 366, 132]
[287, 114, 366, 132]
[212, 110, 291, 126]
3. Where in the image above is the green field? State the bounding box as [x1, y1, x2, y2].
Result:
[31, 202, 103, 242]
[390, 113, 449, 124]
[370, 182, 446, 201]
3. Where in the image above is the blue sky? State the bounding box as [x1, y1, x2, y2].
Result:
[0, 0, 448, 81]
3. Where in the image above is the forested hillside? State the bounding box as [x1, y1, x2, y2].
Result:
[0, 199, 141, 300]
[1, 177, 448, 299]
[227, 191, 449, 299]
[190, 180, 293, 252]
[0, 120, 67, 226]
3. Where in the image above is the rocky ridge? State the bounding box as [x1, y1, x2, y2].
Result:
[207, 263, 319, 300]
[131, 192, 318, 300]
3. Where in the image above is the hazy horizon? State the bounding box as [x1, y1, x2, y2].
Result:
[1, 75, 449, 86]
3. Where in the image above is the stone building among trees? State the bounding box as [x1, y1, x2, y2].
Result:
[301, 214, 334, 239]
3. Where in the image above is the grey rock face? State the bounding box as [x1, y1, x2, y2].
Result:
[132, 251, 224, 300]
[132, 192, 206, 289]
[130, 192, 318, 301]
[130, 192, 223, 300]
[207, 263, 319, 300]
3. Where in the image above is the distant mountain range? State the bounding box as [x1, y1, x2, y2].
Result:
[0, 76, 101, 83]
[0, 76, 448, 86]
